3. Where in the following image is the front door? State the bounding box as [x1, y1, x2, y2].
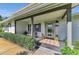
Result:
[46, 23, 54, 38]
[34, 23, 41, 38]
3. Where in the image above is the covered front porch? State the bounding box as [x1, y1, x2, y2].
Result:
[1, 3, 78, 50]
[14, 3, 74, 49]
[15, 9, 66, 41]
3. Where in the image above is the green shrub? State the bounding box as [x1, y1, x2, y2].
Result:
[74, 41, 79, 49]
[0, 32, 36, 50]
[61, 47, 79, 55]
[0, 28, 3, 32]
[64, 39, 67, 47]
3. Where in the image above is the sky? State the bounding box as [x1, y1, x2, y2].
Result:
[0, 3, 29, 17]
[0, 3, 78, 18]
[72, 5, 79, 14]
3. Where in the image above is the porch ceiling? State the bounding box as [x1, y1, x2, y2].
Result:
[19, 9, 66, 23]
[0, 3, 79, 24]
[11, 3, 79, 20]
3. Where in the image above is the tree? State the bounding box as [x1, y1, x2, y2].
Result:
[0, 15, 4, 32]
[4, 17, 8, 19]
[0, 15, 3, 21]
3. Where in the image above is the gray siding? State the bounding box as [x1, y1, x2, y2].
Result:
[58, 20, 67, 41]
[16, 21, 28, 34]
[72, 19, 79, 42]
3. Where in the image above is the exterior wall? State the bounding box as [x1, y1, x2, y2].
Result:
[72, 19, 79, 42]
[58, 19, 67, 41]
[9, 21, 15, 33]
[3, 21, 15, 33]
[34, 19, 67, 41]
[35, 22, 45, 38]
[3, 19, 67, 41]
[16, 21, 28, 34]
[3, 27, 9, 32]
[4, 18, 79, 42]
[15, 19, 67, 41]
[15, 21, 46, 38]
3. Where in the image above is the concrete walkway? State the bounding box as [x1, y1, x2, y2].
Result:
[33, 46, 61, 55]
[0, 38, 28, 55]
[34, 46, 54, 55]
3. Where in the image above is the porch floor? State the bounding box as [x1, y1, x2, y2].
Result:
[39, 39, 60, 47]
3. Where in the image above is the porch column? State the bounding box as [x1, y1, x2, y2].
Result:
[15, 20, 16, 34]
[41, 23, 45, 36]
[54, 21, 59, 37]
[67, 4, 73, 49]
[31, 17, 34, 37]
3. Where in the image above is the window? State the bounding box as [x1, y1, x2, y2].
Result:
[28, 24, 31, 34]
[34, 23, 41, 32]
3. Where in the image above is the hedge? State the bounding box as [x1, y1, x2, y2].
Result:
[0, 32, 36, 50]
[61, 47, 79, 55]
[74, 40, 79, 49]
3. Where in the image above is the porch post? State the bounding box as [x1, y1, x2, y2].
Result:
[55, 20, 59, 37]
[31, 17, 34, 37]
[67, 4, 73, 49]
[15, 20, 16, 34]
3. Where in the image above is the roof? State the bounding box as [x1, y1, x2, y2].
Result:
[0, 3, 79, 24]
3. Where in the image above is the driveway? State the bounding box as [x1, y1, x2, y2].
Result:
[0, 38, 28, 55]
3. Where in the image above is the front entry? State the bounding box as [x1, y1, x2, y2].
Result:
[34, 23, 41, 38]
[45, 23, 54, 38]
[28, 24, 41, 38]
[45, 21, 59, 39]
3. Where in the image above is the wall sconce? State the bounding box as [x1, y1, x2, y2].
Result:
[55, 20, 59, 26]
[8, 23, 11, 27]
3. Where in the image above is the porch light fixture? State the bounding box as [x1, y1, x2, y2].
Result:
[8, 23, 11, 27]
[55, 20, 59, 26]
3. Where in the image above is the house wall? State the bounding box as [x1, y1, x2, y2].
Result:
[3, 21, 15, 33]
[58, 19, 67, 41]
[4, 18, 79, 42]
[57, 17, 79, 42]
[3, 18, 67, 41]
[9, 21, 15, 33]
[15, 19, 67, 41]
[16, 21, 28, 34]
[35, 19, 67, 41]
[72, 19, 79, 42]
[3, 27, 9, 32]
